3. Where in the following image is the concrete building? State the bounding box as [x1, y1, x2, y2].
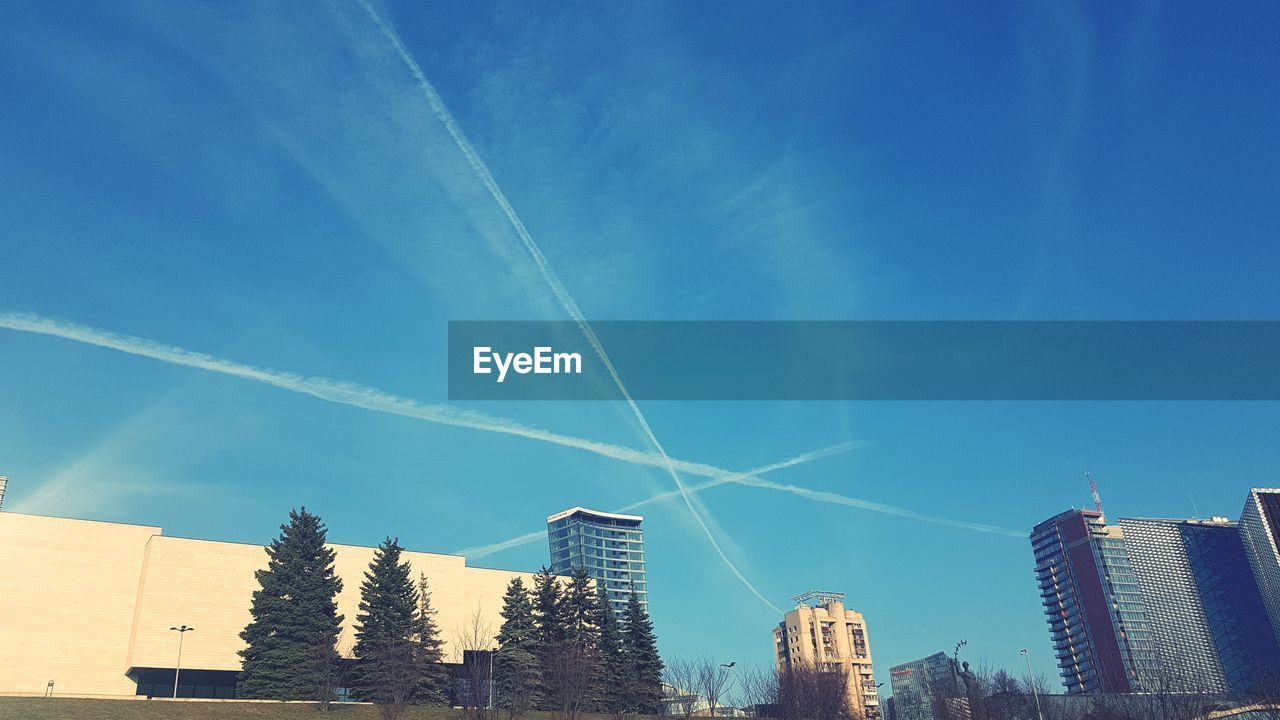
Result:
[547, 506, 646, 615]
[0, 510, 549, 698]
[1240, 488, 1280, 645]
[773, 591, 880, 719]
[1030, 508, 1158, 694]
[1120, 516, 1280, 693]
[887, 651, 957, 720]
[0, 476, 7, 510]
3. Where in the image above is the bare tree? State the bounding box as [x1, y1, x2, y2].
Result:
[777, 661, 854, 720]
[1247, 672, 1280, 720]
[696, 659, 735, 718]
[455, 607, 495, 720]
[309, 637, 353, 711]
[543, 641, 597, 720]
[664, 658, 703, 717]
[735, 665, 780, 717]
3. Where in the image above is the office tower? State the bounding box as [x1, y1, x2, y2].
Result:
[1120, 516, 1280, 693]
[888, 651, 956, 720]
[1240, 488, 1280, 645]
[773, 591, 880, 719]
[1030, 509, 1158, 694]
[546, 507, 647, 615]
[0, 476, 7, 510]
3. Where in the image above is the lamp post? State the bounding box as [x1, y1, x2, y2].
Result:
[170, 625, 195, 698]
[1020, 649, 1044, 720]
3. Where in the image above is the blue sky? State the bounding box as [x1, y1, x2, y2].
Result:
[3, 0, 1280, 690]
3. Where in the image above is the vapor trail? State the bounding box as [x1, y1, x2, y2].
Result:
[457, 441, 865, 559]
[1, 312, 1024, 541]
[733, 476, 1026, 538]
[355, 0, 783, 613]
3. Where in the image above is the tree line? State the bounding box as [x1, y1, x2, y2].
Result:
[233, 508, 662, 720]
[492, 563, 663, 720]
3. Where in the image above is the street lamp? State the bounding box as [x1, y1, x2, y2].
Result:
[170, 625, 195, 699]
[1020, 649, 1045, 720]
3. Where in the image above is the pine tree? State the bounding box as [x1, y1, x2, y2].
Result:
[621, 589, 664, 715]
[593, 585, 627, 714]
[353, 537, 419, 715]
[546, 566, 601, 716]
[494, 577, 541, 715]
[238, 508, 344, 700]
[531, 566, 564, 650]
[412, 573, 449, 705]
[531, 566, 564, 709]
[559, 566, 601, 651]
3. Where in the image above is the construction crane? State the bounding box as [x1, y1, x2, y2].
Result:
[1087, 472, 1104, 518]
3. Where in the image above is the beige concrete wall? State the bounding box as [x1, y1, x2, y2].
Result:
[0, 511, 545, 696]
[0, 513, 160, 696]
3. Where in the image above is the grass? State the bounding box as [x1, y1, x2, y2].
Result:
[0, 699, 606, 720]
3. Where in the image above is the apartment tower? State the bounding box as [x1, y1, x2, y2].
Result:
[773, 591, 880, 719]
[547, 507, 647, 615]
[1030, 508, 1158, 693]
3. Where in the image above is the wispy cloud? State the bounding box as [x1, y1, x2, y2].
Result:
[9, 399, 209, 517]
[356, 0, 783, 613]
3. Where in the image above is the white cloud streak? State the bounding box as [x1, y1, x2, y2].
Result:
[355, 0, 784, 613]
[1, 312, 1023, 541]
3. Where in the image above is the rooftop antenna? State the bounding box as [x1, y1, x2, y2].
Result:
[1188, 489, 1201, 520]
[1087, 472, 1104, 519]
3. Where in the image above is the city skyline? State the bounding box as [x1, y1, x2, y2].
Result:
[3, 0, 1280, 690]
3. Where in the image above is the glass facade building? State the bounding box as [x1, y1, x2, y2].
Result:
[887, 651, 956, 720]
[1240, 489, 1280, 646]
[1030, 509, 1158, 694]
[547, 507, 647, 615]
[1120, 517, 1280, 693]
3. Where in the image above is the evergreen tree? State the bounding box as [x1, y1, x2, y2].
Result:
[353, 537, 419, 714]
[544, 566, 602, 716]
[494, 577, 541, 715]
[239, 508, 344, 700]
[621, 589, 664, 715]
[593, 586, 627, 714]
[531, 566, 565, 651]
[412, 573, 449, 705]
[530, 566, 565, 709]
[559, 566, 601, 651]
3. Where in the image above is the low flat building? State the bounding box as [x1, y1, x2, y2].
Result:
[0, 511, 546, 698]
[773, 591, 880, 719]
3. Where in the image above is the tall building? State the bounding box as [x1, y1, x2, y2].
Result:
[887, 651, 956, 720]
[547, 506, 647, 615]
[773, 591, 880, 719]
[1240, 488, 1280, 644]
[0, 476, 7, 510]
[1120, 516, 1280, 692]
[1030, 508, 1158, 694]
